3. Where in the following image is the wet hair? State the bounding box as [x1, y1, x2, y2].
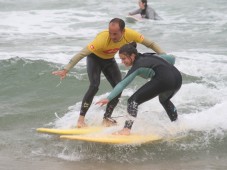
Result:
[109, 18, 125, 31]
[140, 0, 148, 17]
[141, 0, 148, 7]
[129, 41, 137, 48]
[140, 0, 147, 6]
[119, 42, 138, 57]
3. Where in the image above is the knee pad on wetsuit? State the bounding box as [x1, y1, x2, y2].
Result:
[127, 97, 138, 118]
[103, 95, 120, 118]
[80, 85, 99, 116]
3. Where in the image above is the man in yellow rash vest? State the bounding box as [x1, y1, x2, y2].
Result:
[52, 18, 166, 128]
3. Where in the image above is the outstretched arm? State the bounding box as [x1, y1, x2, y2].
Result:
[96, 67, 155, 106]
[64, 47, 91, 71]
[141, 38, 165, 54]
[129, 9, 141, 15]
[96, 70, 139, 106]
[52, 47, 91, 80]
[52, 69, 68, 80]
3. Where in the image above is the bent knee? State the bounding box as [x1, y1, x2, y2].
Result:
[170, 113, 178, 122]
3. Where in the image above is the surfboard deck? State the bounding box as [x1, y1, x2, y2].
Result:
[60, 134, 162, 144]
[36, 126, 104, 135]
[125, 15, 141, 23]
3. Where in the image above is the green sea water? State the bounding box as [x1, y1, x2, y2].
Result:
[1, 0, 227, 169]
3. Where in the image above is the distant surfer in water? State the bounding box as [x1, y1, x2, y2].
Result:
[52, 18, 167, 128]
[129, 0, 162, 20]
[97, 43, 182, 135]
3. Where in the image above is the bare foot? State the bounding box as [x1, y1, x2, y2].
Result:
[77, 121, 87, 128]
[76, 115, 87, 128]
[113, 128, 131, 135]
[102, 118, 117, 127]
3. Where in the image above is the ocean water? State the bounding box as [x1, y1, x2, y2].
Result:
[1, 0, 227, 169]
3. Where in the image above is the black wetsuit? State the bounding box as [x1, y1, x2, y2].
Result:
[107, 53, 182, 129]
[80, 53, 122, 118]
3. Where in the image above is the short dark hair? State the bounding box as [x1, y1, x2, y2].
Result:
[109, 18, 125, 31]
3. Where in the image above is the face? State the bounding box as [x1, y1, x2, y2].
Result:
[138, 0, 145, 9]
[119, 53, 135, 67]
[109, 22, 125, 43]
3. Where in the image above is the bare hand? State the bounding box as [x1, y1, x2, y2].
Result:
[52, 69, 68, 80]
[96, 99, 110, 106]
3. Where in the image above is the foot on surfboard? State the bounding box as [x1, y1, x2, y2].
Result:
[76, 121, 87, 128]
[112, 128, 131, 136]
[76, 115, 88, 128]
[102, 117, 117, 127]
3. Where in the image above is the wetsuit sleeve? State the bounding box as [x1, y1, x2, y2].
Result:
[141, 37, 165, 54]
[129, 9, 141, 15]
[64, 47, 91, 71]
[107, 70, 139, 101]
[107, 68, 155, 101]
[159, 54, 176, 65]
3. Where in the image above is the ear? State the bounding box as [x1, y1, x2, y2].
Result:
[131, 54, 136, 62]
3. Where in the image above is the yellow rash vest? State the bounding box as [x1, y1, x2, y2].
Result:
[64, 27, 165, 71]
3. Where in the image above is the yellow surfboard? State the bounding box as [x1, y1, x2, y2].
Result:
[36, 126, 103, 135]
[60, 134, 162, 144]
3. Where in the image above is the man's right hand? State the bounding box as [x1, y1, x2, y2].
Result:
[52, 69, 68, 80]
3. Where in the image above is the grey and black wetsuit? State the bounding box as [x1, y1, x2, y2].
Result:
[106, 53, 182, 129]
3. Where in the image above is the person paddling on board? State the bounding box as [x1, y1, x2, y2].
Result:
[96, 42, 182, 135]
[52, 18, 168, 128]
[129, 0, 162, 20]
